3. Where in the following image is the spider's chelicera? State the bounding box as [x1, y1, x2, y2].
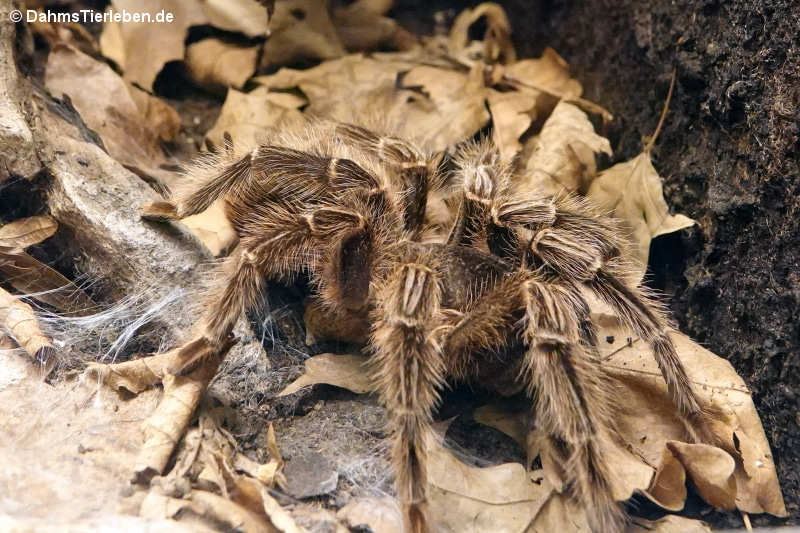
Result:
[143, 122, 712, 533]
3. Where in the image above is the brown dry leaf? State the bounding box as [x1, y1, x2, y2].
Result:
[503, 47, 582, 103]
[181, 200, 239, 256]
[45, 44, 180, 184]
[519, 101, 612, 196]
[425, 424, 552, 532]
[254, 54, 407, 124]
[99, 0, 208, 90]
[205, 86, 305, 148]
[487, 90, 535, 161]
[201, 0, 271, 37]
[399, 65, 490, 151]
[667, 441, 737, 510]
[132, 342, 232, 484]
[259, 0, 345, 70]
[234, 424, 285, 488]
[0, 247, 96, 314]
[596, 317, 786, 517]
[587, 151, 695, 272]
[127, 84, 182, 142]
[332, 0, 414, 52]
[644, 445, 687, 511]
[474, 404, 651, 503]
[142, 490, 274, 533]
[0, 287, 53, 368]
[337, 497, 401, 533]
[448, 2, 516, 65]
[254, 54, 490, 149]
[629, 515, 711, 533]
[84, 349, 179, 394]
[526, 493, 590, 533]
[0, 215, 57, 250]
[278, 353, 374, 396]
[186, 39, 260, 89]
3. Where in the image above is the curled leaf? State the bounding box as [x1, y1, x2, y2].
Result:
[519, 101, 612, 196]
[667, 441, 737, 510]
[587, 151, 695, 272]
[0, 287, 53, 371]
[0, 215, 57, 249]
[449, 2, 516, 65]
[278, 353, 373, 396]
[186, 39, 260, 89]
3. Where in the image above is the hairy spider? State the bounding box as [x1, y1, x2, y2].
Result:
[142, 121, 712, 533]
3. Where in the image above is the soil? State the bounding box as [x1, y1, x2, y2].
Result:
[504, 0, 800, 526]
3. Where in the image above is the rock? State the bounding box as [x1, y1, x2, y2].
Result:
[0, 4, 41, 181]
[284, 450, 339, 499]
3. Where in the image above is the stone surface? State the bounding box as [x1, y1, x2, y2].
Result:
[284, 450, 340, 499]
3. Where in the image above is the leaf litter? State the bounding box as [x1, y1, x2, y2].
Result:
[1, 1, 786, 533]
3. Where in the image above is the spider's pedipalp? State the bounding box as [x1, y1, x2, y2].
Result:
[372, 259, 447, 533]
[336, 122, 440, 235]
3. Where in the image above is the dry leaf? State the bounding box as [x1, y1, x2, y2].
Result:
[181, 201, 238, 256]
[487, 89, 535, 161]
[629, 515, 711, 533]
[259, 0, 345, 70]
[644, 446, 687, 511]
[0, 287, 53, 369]
[587, 151, 696, 272]
[84, 349, 180, 394]
[526, 493, 590, 533]
[201, 0, 271, 37]
[278, 353, 373, 396]
[503, 47, 582, 102]
[205, 86, 305, 148]
[399, 64, 490, 151]
[0, 247, 96, 314]
[519, 101, 612, 196]
[0, 215, 57, 250]
[448, 2, 516, 65]
[596, 318, 786, 517]
[426, 425, 552, 533]
[186, 39, 260, 89]
[333, 0, 414, 52]
[667, 441, 737, 510]
[99, 0, 208, 90]
[45, 44, 180, 184]
[255, 54, 406, 124]
[337, 497, 401, 533]
[127, 84, 182, 142]
[132, 341, 233, 484]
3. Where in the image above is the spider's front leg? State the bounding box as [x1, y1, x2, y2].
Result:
[372, 259, 446, 533]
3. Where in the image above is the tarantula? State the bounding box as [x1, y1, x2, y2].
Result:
[142, 121, 712, 533]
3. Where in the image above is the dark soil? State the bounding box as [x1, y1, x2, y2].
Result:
[504, 0, 800, 526]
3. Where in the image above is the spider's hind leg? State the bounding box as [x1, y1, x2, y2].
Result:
[519, 277, 625, 533]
